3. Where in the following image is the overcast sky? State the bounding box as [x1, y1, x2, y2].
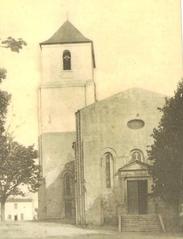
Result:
[0, 0, 182, 146]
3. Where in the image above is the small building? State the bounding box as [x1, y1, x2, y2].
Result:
[5, 198, 34, 221]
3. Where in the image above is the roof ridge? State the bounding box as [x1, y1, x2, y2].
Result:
[78, 87, 166, 111]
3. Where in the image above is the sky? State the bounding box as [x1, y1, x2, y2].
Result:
[0, 0, 182, 146]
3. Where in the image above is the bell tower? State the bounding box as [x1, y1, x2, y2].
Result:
[39, 20, 96, 134]
[38, 21, 96, 220]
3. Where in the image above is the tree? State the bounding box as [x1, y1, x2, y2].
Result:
[0, 36, 27, 135]
[0, 136, 40, 221]
[148, 79, 183, 211]
[0, 37, 27, 53]
[0, 37, 41, 221]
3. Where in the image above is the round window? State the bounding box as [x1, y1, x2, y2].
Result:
[127, 119, 145, 129]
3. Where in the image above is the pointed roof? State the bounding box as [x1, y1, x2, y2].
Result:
[40, 20, 92, 45]
[40, 20, 96, 67]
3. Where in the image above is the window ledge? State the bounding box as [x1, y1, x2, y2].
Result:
[60, 70, 73, 79]
[62, 70, 73, 72]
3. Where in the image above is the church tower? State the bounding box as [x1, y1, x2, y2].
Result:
[38, 21, 96, 221]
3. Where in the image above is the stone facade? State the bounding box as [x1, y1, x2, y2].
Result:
[38, 132, 75, 219]
[75, 88, 165, 225]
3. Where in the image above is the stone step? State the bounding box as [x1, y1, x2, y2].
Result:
[122, 226, 161, 229]
[122, 214, 157, 219]
[122, 224, 161, 229]
[122, 228, 161, 232]
[122, 222, 159, 225]
[122, 221, 159, 225]
[122, 223, 161, 227]
[122, 218, 158, 222]
[120, 214, 162, 232]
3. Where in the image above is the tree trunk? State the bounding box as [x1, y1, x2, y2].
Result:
[1, 200, 5, 222]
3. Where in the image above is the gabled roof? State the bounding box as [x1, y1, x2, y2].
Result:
[40, 20, 92, 45]
[78, 87, 166, 112]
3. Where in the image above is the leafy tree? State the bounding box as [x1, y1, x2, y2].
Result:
[0, 37, 27, 53]
[148, 79, 183, 211]
[0, 37, 41, 221]
[0, 136, 40, 221]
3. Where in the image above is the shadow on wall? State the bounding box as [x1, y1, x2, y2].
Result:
[45, 160, 75, 222]
[85, 189, 120, 226]
[101, 191, 119, 225]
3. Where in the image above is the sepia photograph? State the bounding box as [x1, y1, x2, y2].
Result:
[0, 0, 183, 238]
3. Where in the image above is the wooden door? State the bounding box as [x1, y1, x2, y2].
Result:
[127, 180, 148, 214]
[138, 180, 148, 214]
[127, 180, 139, 214]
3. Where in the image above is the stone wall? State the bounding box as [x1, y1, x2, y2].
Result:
[38, 132, 75, 220]
[76, 88, 165, 225]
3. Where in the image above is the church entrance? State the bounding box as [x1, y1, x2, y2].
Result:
[127, 180, 147, 214]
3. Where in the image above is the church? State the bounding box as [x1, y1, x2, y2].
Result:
[38, 19, 181, 231]
[75, 87, 165, 227]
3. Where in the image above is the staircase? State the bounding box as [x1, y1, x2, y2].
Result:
[119, 214, 162, 232]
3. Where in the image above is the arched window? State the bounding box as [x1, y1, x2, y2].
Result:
[104, 153, 114, 188]
[63, 50, 71, 70]
[131, 149, 144, 162]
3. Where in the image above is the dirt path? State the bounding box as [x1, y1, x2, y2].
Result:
[0, 222, 182, 239]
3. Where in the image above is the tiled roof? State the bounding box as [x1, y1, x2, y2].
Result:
[40, 20, 92, 45]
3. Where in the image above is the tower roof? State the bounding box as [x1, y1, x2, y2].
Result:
[40, 20, 96, 67]
[40, 20, 92, 45]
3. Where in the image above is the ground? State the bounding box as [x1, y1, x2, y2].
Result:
[0, 222, 182, 239]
